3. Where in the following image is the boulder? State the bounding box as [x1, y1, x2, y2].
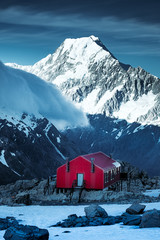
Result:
[15, 192, 32, 205]
[0, 217, 18, 230]
[84, 204, 108, 218]
[0, 218, 9, 230]
[103, 217, 116, 225]
[126, 203, 146, 214]
[3, 224, 49, 240]
[122, 213, 142, 225]
[140, 209, 160, 228]
[67, 214, 78, 221]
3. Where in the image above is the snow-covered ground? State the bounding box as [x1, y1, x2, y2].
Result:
[0, 202, 160, 239]
[143, 189, 160, 198]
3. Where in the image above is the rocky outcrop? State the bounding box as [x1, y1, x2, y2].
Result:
[52, 204, 160, 229]
[0, 176, 160, 206]
[140, 209, 160, 228]
[53, 205, 122, 228]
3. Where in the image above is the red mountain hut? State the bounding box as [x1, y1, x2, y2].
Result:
[56, 152, 121, 190]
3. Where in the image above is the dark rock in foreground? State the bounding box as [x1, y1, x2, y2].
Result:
[0, 217, 18, 230]
[140, 209, 160, 228]
[126, 203, 146, 215]
[84, 204, 108, 218]
[53, 214, 122, 228]
[122, 213, 142, 225]
[4, 224, 49, 240]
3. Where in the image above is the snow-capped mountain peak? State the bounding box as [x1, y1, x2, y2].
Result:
[6, 36, 160, 126]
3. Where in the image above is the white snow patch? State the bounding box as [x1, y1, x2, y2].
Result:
[10, 152, 16, 157]
[6, 123, 12, 127]
[36, 134, 41, 138]
[75, 86, 123, 115]
[143, 189, 160, 198]
[44, 123, 65, 160]
[57, 137, 61, 143]
[75, 88, 100, 114]
[11, 169, 21, 176]
[113, 161, 121, 168]
[115, 130, 123, 139]
[113, 92, 156, 123]
[0, 150, 9, 167]
[133, 125, 146, 133]
[112, 128, 117, 132]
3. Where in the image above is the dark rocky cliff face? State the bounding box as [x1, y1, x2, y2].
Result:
[0, 115, 83, 185]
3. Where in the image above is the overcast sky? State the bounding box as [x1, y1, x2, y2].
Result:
[0, 0, 160, 77]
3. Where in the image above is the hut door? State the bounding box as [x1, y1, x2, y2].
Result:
[77, 173, 84, 187]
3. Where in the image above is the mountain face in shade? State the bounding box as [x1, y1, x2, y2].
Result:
[7, 35, 160, 126]
[0, 62, 86, 184]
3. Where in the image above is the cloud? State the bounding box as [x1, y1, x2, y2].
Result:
[0, 61, 89, 129]
[1, 0, 160, 25]
[0, 6, 160, 57]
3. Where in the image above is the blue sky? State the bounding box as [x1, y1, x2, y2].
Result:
[0, 0, 160, 77]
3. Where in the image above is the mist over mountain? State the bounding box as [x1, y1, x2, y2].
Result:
[0, 61, 88, 130]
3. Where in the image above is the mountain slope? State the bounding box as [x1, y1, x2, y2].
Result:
[0, 62, 87, 184]
[65, 115, 160, 176]
[7, 35, 160, 126]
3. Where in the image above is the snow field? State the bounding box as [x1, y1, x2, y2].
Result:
[0, 202, 160, 240]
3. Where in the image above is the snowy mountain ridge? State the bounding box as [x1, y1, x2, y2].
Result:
[6, 35, 160, 126]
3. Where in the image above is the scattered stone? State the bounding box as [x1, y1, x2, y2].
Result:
[14, 193, 32, 205]
[62, 231, 71, 233]
[3, 224, 49, 240]
[84, 204, 108, 218]
[122, 213, 142, 225]
[68, 214, 78, 221]
[140, 209, 160, 228]
[126, 203, 146, 214]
